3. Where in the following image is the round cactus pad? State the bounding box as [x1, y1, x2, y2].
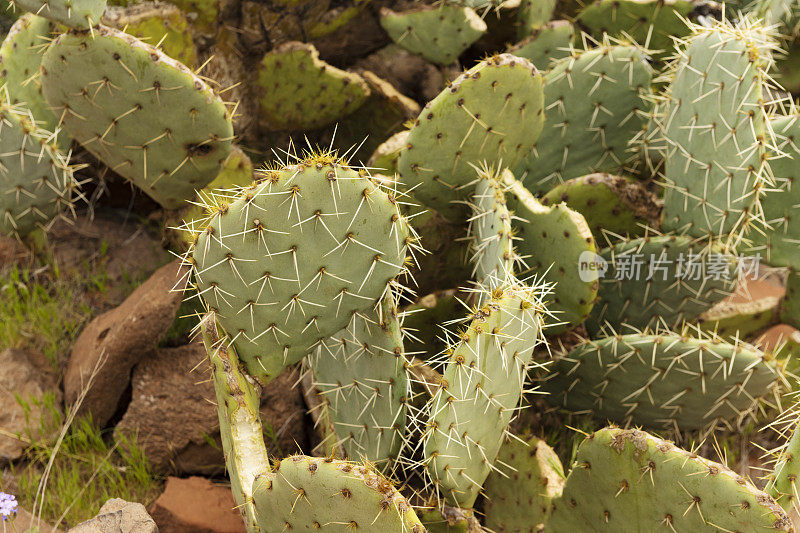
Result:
[191, 158, 410, 382]
[11, 0, 106, 28]
[41, 26, 233, 209]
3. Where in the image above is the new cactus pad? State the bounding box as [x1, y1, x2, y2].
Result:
[548, 427, 791, 531]
[543, 329, 782, 432]
[469, 170, 516, 286]
[40, 26, 233, 209]
[190, 155, 411, 383]
[515, 43, 653, 193]
[421, 283, 544, 508]
[379, 4, 487, 66]
[397, 54, 544, 219]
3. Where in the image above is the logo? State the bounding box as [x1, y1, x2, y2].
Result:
[578, 251, 607, 282]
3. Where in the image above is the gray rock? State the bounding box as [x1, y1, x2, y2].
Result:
[68, 498, 157, 533]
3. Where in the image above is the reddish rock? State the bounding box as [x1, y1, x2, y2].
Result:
[0, 348, 62, 462]
[65, 259, 189, 427]
[149, 476, 245, 533]
[115, 342, 308, 475]
[726, 275, 785, 305]
[756, 324, 800, 353]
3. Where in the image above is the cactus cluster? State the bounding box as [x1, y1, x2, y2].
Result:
[4, 0, 800, 530]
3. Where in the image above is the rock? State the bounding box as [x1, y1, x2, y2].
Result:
[148, 477, 244, 533]
[48, 212, 171, 308]
[115, 342, 308, 475]
[6, 506, 64, 533]
[355, 44, 445, 103]
[0, 348, 62, 462]
[65, 260, 188, 427]
[68, 498, 157, 533]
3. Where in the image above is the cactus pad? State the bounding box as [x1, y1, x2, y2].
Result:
[41, 27, 233, 209]
[586, 235, 737, 335]
[309, 293, 410, 467]
[190, 156, 410, 383]
[507, 19, 574, 70]
[422, 283, 544, 507]
[783, 271, 800, 330]
[483, 434, 565, 531]
[0, 101, 74, 239]
[398, 54, 544, 219]
[661, 18, 775, 241]
[541, 173, 661, 239]
[766, 402, 800, 511]
[548, 427, 792, 531]
[469, 170, 517, 286]
[379, 4, 487, 66]
[503, 173, 598, 334]
[11, 0, 105, 28]
[256, 42, 370, 132]
[515, 43, 653, 193]
[543, 329, 782, 431]
[0, 14, 60, 137]
[517, 0, 557, 38]
[368, 130, 407, 176]
[252, 455, 425, 532]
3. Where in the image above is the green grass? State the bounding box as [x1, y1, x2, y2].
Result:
[0, 266, 94, 369]
[9, 395, 162, 529]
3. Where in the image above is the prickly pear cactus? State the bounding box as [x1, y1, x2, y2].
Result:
[660, 17, 776, 242]
[783, 271, 800, 330]
[368, 130, 407, 177]
[766, 402, 800, 511]
[397, 54, 544, 219]
[515, 43, 653, 193]
[40, 27, 233, 209]
[586, 235, 737, 334]
[189, 155, 411, 383]
[503, 173, 598, 334]
[0, 101, 75, 239]
[517, 0, 557, 37]
[400, 290, 462, 360]
[548, 427, 792, 531]
[103, 2, 198, 67]
[308, 292, 410, 468]
[0, 14, 60, 137]
[507, 19, 574, 70]
[421, 283, 544, 508]
[256, 42, 370, 132]
[379, 4, 487, 66]
[482, 434, 565, 531]
[541, 173, 661, 239]
[251, 455, 425, 532]
[469, 169, 517, 286]
[10, 0, 105, 28]
[543, 328, 782, 432]
[698, 292, 781, 340]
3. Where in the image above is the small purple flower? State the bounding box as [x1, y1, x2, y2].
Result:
[0, 492, 18, 521]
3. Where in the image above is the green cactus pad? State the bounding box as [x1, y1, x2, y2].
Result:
[469, 170, 516, 286]
[661, 18, 775, 241]
[503, 173, 598, 334]
[201, 314, 268, 533]
[379, 4, 487, 66]
[0, 14, 60, 137]
[41, 26, 233, 210]
[748, 115, 800, 271]
[483, 434, 565, 531]
[543, 329, 782, 431]
[10, 0, 105, 28]
[256, 41, 370, 132]
[517, 0, 557, 38]
[309, 293, 409, 468]
[766, 404, 800, 511]
[586, 235, 737, 335]
[541, 173, 661, 239]
[576, 0, 698, 57]
[103, 2, 198, 67]
[368, 130, 407, 176]
[398, 54, 544, 219]
[515, 43, 653, 194]
[330, 71, 420, 164]
[252, 455, 425, 532]
[190, 156, 410, 383]
[507, 19, 574, 70]
[783, 271, 800, 330]
[548, 427, 792, 531]
[418, 507, 474, 533]
[422, 283, 544, 508]
[698, 293, 781, 340]
[0, 101, 75, 239]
